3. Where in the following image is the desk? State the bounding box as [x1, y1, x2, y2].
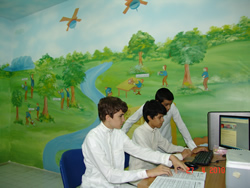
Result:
[116, 77, 143, 98]
[138, 154, 226, 188]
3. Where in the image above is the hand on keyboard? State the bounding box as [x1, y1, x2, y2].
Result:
[192, 146, 208, 154]
[181, 149, 192, 159]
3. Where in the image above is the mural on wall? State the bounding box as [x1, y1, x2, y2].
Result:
[0, 0, 250, 173]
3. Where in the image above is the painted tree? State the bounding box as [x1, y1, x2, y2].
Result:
[83, 51, 92, 61]
[206, 26, 223, 41]
[169, 28, 207, 87]
[92, 49, 103, 60]
[62, 51, 86, 107]
[102, 46, 113, 60]
[11, 89, 23, 121]
[122, 45, 134, 60]
[237, 16, 250, 39]
[128, 30, 155, 65]
[35, 54, 57, 117]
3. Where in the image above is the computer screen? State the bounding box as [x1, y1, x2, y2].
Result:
[219, 115, 250, 150]
[207, 111, 250, 150]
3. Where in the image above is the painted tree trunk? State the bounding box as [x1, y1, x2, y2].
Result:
[16, 106, 19, 120]
[182, 64, 193, 86]
[42, 96, 49, 115]
[138, 51, 143, 65]
[70, 86, 76, 105]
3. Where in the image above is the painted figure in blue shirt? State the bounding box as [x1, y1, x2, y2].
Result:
[59, 89, 64, 110]
[158, 65, 168, 86]
[202, 67, 209, 91]
[30, 74, 34, 98]
[105, 87, 112, 96]
[133, 79, 144, 95]
[24, 81, 28, 101]
[65, 88, 70, 108]
[26, 111, 31, 125]
[36, 103, 40, 119]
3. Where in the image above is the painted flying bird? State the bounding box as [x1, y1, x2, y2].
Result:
[123, 0, 148, 14]
[60, 8, 82, 31]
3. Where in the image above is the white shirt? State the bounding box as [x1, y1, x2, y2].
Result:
[80, 122, 173, 188]
[122, 103, 197, 150]
[129, 122, 185, 171]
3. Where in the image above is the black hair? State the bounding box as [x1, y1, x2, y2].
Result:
[143, 100, 167, 123]
[98, 96, 128, 121]
[155, 88, 174, 102]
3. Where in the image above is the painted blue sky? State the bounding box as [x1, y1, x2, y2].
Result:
[1, 0, 250, 65]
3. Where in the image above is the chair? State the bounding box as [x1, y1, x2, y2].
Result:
[60, 149, 130, 188]
[60, 149, 85, 188]
[124, 152, 130, 169]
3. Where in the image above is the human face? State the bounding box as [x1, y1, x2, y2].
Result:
[161, 99, 173, 112]
[105, 110, 125, 129]
[148, 113, 164, 129]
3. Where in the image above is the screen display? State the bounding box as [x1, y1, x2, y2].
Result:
[219, 115, 250, 150]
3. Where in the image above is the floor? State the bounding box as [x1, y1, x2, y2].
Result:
[0, 162, 64, 188]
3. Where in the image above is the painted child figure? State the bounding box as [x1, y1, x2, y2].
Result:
[158, 64, 168, 87]
[30, 74, 34, 98]
[36, 103, 40, 120]
[65, 88, 70, 108]
[105, 87, 112, 96]
[202, 67, 209, 91]
[129, 100, 192, 172]
[133, 79, 144, 95]
[80, 96, 187, 188]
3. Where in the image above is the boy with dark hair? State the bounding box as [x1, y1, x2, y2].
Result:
[80, 96, 187, 188]
[130, 100, 191, 172]
[122, 88, 207, 153]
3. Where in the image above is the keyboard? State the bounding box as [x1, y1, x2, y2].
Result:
[192, 151, 213, 166]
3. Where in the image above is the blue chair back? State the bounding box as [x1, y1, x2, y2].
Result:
[124, 152, 130, 168]
[60, 149, 130, 188]
[60, 149, 86, 188]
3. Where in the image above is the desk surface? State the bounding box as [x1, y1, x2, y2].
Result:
[137, 154, 226, 188]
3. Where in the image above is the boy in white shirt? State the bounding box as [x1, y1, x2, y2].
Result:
[80, 96, 187, 188]
[122, 88, 207, 153]
[130, 100, 192, 171]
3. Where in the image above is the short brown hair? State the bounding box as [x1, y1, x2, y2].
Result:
[98, 96, 128, 121]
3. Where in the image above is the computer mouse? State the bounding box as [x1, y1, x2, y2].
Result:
[184, 162, 199, 171]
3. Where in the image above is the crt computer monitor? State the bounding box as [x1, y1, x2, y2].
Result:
[207, 111, 250, 150]
[219, 115, 250, 150]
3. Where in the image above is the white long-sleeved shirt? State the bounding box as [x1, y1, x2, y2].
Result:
[129, 122, 185, 171]
[122, 103, 197, 150]
[80, 122, 173, 188]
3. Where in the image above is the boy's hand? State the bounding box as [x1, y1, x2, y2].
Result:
[146, 165, 172, 177]
[170, 155, 188, 174]
[181, 149, 192, 159]
[192, 146, 208, 154]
